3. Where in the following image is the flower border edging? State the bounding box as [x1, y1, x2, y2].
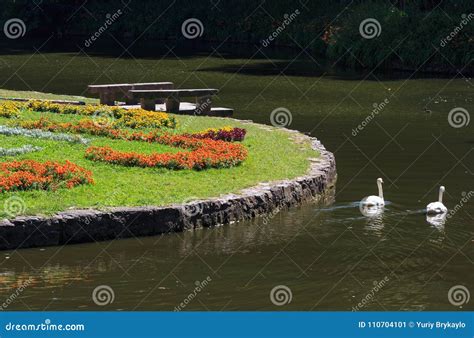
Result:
[0, 122, 336, 250]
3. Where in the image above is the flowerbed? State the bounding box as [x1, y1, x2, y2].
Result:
[0, 125, 90, 144]
[19, 118, 246, 142]
[0, 100, 248, 174]
[186, 126, 246, 142]
[85, 136, 248, 170]
[19, 118, 119, 138]
[0, 145, 42, 157]
[25, 100, 177, 129]
[117, 109, 174, 129]
[0, 101, 22, 118]
[0, 160, 94, 192]
[17, 118, 249, 170]
[0, 100, 177, 129]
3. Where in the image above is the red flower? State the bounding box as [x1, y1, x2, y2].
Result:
[0, 160, 94, 192]
[85, 135, 248, 170]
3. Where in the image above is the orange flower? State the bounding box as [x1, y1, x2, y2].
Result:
[0, 160, 94, 192]
[17, 117, 249, 171]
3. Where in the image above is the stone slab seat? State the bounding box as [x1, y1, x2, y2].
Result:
[88, 82, 174, 105]
[130, 89, 219, 113]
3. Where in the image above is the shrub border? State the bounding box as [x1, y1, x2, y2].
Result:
[0, 121, 336, 250]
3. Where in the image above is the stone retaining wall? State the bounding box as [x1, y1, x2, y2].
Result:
[0, 127, 336, 250]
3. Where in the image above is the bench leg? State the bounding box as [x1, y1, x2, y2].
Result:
[165, 96, 180, 114]
[125, 98, 139, 105]
[99, 92, 115, 106]
[125, 94, 138, 105]
[195, 95, 212, 115]
[140, 98, 156, 111]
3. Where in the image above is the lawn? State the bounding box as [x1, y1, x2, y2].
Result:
[0, 89, 98, 104]
[0, 91, 318, 218]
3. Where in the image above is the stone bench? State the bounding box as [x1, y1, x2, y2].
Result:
[129, 89, 219, 113]
[88, 82, 174, 105]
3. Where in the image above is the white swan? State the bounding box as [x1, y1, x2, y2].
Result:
[361, 178, 385, 206]
[426, 186, 448, 214]
[426, 213, 447, 229]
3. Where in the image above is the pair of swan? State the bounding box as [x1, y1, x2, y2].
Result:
[361, 178, 447, 214]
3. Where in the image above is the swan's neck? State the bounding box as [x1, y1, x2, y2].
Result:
[377, 181, 384, 200]
[438, 189, 444, 203]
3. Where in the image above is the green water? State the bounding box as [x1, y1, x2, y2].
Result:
[0, 45, 472, 310]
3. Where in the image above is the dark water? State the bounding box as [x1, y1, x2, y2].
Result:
[0, 43, 472, 310]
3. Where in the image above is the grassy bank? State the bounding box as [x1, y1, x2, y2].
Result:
[0, 91, 318, 218]
[0, 89, 98, 104]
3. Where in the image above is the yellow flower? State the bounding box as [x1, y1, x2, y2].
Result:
[0, 100, 23, 118]
[20, 100, 177, 129]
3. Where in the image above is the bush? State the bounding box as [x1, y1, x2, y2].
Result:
[325, 1, 473, 71]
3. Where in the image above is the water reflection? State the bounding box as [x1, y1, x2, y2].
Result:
[426, 213, 447, 231]
[0, 266, 91, 291]
[0, 194, 470, 311]
[363, 213, 385, 236]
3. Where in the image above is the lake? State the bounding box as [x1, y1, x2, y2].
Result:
[0, 42, 472, 310]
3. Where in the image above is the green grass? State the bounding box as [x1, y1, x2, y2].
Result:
[0, 94, 318, 218]
[0, 89, 98, 104]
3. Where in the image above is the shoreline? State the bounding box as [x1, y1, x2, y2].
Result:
[1, 39, 469, 77]
[0, 123, 336, 250]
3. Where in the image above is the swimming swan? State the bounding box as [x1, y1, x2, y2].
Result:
[361, 178, 385, 206]
[426, 186, 448, 215]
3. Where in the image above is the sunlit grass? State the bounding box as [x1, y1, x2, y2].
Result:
[0, 89, 98, 104]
